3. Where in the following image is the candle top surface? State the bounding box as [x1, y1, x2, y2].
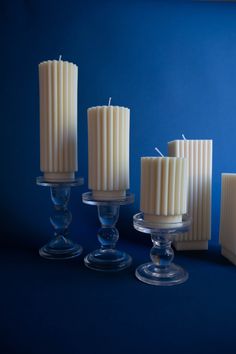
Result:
[39, 59, 77, 67]
[141, 156, 187, 160]
[222, 173, 236, 176]
[88, 105, 130, 111]
[168, 139, 212, 143]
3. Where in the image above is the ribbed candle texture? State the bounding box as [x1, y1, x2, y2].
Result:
[88, 105, 130, 200]
[39, 59, 78, 181]
[168, 139, 212, 250]
[140, 157, 188, 223]
[219, 174, 236, 265]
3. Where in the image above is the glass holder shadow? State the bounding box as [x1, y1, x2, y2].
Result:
[36, 176, 84, 260]
[82, 192, 134, 272]
[133, 213, 191, 286]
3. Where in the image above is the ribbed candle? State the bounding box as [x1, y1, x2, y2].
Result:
[140, 157, 188, 223]
[168, 139, 212, 250]
[39, 59, 78, 181]
[220, 174, 236, 265]
[88, 105, 130, 200]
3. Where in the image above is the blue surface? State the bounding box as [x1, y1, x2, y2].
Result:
[1, 243, 236, 354]
[2, 1, 236, 353]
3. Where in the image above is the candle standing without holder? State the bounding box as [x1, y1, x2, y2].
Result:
[133, 213, 191, 286]
[36, 176, 84, 260]
[82, 192, 134, 271]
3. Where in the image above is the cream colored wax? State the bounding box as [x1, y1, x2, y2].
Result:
[168, 139, 212, 250]
[220, 174, 236, 265]
[88, 105, 130, 200]
[140, 157, 188, 223]
[39, 59, 78, 181]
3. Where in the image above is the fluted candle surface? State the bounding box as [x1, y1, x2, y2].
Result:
[168, 139, 212, 250]
[140, 157, 188, 223]
[220, 174, 236, 265]
[88, 105, 130, 200]
[39, 59, 78, 181]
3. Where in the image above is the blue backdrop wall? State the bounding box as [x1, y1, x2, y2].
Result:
[2, 0, 236, 249]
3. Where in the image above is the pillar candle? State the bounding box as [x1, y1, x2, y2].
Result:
[88, 105, 130, 200]
[219, 174, 236, 265]
[140, 157, 188, 223]
[39, 59, 78, 181]
[168, 139, 212, 250]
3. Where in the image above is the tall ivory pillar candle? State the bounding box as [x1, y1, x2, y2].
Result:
[39, 59, 78, 181]
[168, 139, 212, 250]
[219, 174, 236, 265]
[140, 157, 188, 223]
[88, 105, 130, 200]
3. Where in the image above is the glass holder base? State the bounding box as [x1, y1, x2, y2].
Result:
[84, 249, 132, 272]
[37, 176, 84, 260]
[82, 191, 134, 272]
[133, 213, 191, 286]
[135, 262, 188, 286]
[39, 236, 83, 260]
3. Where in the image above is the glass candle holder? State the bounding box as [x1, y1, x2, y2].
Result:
[133, 213, 191, 286]
[82, 192, 134, 272]
[36, 176, 84, 260]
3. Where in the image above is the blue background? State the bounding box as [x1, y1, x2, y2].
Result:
[1, 1, 236, 353]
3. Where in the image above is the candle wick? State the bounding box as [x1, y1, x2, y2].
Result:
[155, 147, 164, 157]
[108, 97, 112, 106]
[59, 55, 62, 61]
[182, 134, 187, 140]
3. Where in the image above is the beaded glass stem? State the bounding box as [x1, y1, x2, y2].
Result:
[133, 213, 191, 286]
[82, 192, 134, 272]
[36, 176, 84, 260]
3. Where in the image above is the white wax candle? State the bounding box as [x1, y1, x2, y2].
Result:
[39, 59, 78, 181]
[88, 105, 130, 200]
[220, 174, 236, 265]
[168, 139, 212, 250]
[140, 157, 188, 223]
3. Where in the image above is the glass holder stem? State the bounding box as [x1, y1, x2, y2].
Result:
[37, 176, 84, 260]
[133, 213, 191, 286]
[97, 204, 120, 251]
[150, 233, 174, 268]
[82, 192, 134, 272]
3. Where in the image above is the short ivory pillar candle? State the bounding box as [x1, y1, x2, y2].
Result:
[39, 59, 78, 181]
[140, 157, 188, 223]
[88, 105, 130, 200]
[219, 174, 236, 265]
[168, 139, 212, 250]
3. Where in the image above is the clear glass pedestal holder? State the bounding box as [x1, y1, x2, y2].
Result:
[36, 176, 84, 260]
[82, 192, 134, 272]
[133, 213, 191, 286]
